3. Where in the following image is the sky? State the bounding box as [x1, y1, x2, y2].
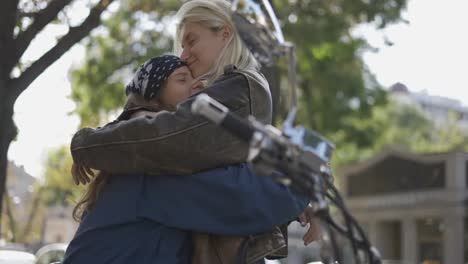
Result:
[7, 0, 468, 178]
[354, 0, 468, 100]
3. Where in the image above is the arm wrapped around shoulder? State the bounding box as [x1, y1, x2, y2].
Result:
[70, 70, 272, 175]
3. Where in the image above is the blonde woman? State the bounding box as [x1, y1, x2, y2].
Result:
[66, 1, 319, 263]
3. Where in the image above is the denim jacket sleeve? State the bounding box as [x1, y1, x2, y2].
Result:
[136, 164, 309, 236]
[70, 68, 272, 175]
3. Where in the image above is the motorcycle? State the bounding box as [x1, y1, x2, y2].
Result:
[192, 1, 383, 263]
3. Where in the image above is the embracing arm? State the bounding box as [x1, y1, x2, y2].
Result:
[71, 71, 272, 175]
[136, 164, 310, 235]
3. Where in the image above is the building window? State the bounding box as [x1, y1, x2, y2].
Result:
[347, 156, 445, 197]
[417, 218, 443, 264]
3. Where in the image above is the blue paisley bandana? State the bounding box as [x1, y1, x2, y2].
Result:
[125, 55, 187, 101]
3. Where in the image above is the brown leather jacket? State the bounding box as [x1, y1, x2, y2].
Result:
[71, 65, 289, 263]
[71, 65, 270, 174]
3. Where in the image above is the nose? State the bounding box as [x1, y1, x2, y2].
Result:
[180, 48, 190, 62]
[190, 79, 206, 94]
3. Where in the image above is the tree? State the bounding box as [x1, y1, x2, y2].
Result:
[71, 0, 179, 127]
[2, 146, 86, 244]
[1, 185, 45, 243]
[270, 0, 408, 133]
[41, 146, 85, 207]
[1, 161, 46, 243]
[69, 0, 408, 132]
[331, 99, 468, 167]
[0, 0, 116, 232]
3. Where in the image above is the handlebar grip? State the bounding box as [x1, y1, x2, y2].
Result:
[191, 94, 256, 142]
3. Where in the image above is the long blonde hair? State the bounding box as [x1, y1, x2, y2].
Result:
[173, 0, 266, 87]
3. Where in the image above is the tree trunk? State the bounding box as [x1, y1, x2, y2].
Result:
[4, 194, 17, 242]
[20, 186, 43, 242]
[0, 79, 18, 237]
[0, 0, 114, 238]
[301, 78, 318, 130]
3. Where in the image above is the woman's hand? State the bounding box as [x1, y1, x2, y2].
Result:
[72, 163, 95, 185]
[298, 206, 322, 246]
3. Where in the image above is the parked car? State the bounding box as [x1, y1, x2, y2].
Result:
[0, 249, 35, 264]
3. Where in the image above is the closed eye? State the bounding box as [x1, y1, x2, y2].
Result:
[173, 71, 190, 81]
[188, 37, 197, 46]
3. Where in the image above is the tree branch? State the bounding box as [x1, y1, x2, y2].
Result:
[11, 0, 116, 100]
[0, 0, 19, 43]
[12, 0, 74, 71]
[17, 11, 39, 18]
[0, 0, 20, 77]
[4, 194, 18, 243]
[19, 186, 43, 241]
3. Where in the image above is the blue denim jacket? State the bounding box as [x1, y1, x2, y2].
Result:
[64, 164, 308, 264]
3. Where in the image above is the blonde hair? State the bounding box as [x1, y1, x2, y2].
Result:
[173, 0, 266, 86]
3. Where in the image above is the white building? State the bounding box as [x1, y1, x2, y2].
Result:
[5, 161, 36, 228]
[42, 206, 78, 244]
[339, 148, 468, 264]
[390, 83, 468, 131]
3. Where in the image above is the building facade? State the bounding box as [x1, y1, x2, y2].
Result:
[5, 161, 36, 230]
[340, 149, 468, 264]
[42, 205, 78, 244]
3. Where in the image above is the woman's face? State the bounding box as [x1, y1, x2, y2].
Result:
[180, 22, 230, 78]
[158, 66, 193, 110]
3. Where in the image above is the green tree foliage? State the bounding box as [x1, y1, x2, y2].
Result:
[272, 0, 407, 134]
[332, 99, 468, 167]
[41, 146, 85, 206]
[71, 0, 180, 127]
[0, 0, 116, 232]
[70, 0, 407, 129]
